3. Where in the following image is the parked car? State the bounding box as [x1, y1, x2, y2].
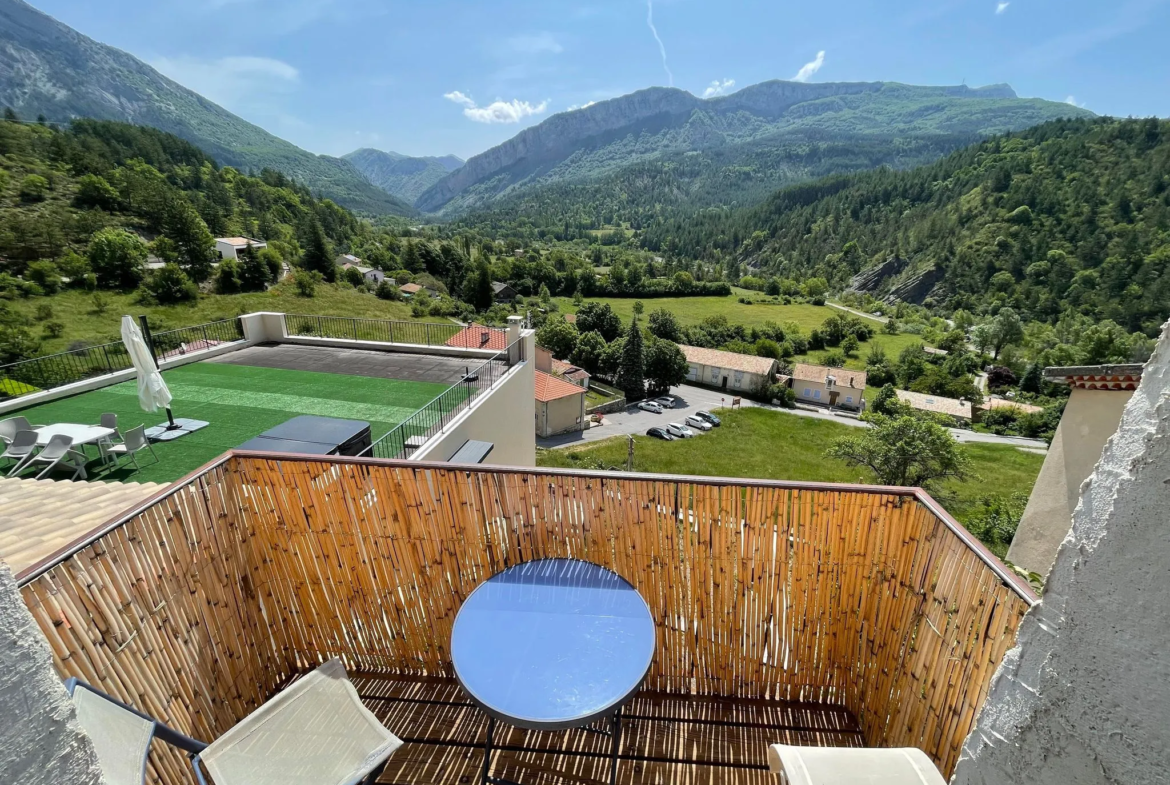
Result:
[685, 415, 712, 432]
[638, 400, 663, 413]
[655, 395, 678, 409]
[667, 422, 695, 439]
[694, 410, 721, 427]
[646, 427, 674, 441]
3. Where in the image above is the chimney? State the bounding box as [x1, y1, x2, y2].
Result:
[480, 330, 490, 347]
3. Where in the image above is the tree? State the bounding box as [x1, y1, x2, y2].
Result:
[615, 317, 645, 400]
[293, 270, 321, 297]
[19, 174, 49, 203]
[841, 334, 860, 356]
[647, 308, 681, 342]
[575, 302, 622, 342]
[74, 174, 120, 211]
[951, 309, 977, 331]
[644, 337, 688, 394]
[633, 300, 645, 316]
[466, 260, 494, 311]
[343, 266, 365, 288]
[162, 197, 215, 282]
[25, 261, 61, 295]
[302, 219, 336, 282]
[88, 227, 146, 290]
[896, 343, 927, 386]
[375, 280, 400, 301]
[401, 240, 424, 273]
[986, 307, 1024, 359]
[536, 318, 579, 359]
[871, 384, 907, 417]
[238, 243, 273, 291]
[143, 264, 198, 304]
[802, 277, 829, 298]
[826, 414, 972, 489]
[570, 331, 607, 375]
[215, 258, 242, 293]
[1020, 363, 1043, 394]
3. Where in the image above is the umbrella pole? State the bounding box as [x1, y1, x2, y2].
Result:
[165, 407, 178, 430]
[139, 314, 181, 430]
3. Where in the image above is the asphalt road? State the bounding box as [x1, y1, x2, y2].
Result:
[537, 383, 1049, 452]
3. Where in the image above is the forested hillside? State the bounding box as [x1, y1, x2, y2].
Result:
[344, 148, 463, 204]
[642, 118, 1170, 336]
[0, 0, 415, 216]
[422, 80, 1090, 215]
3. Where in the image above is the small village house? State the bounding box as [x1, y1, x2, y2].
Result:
[535, 346, 591, 389]
[681, 345, 778, 393]
[896, 389, 973, 422]
[445, 323, 510, 351]
[975, 396, 1045, 422]
[336, 254, 386, 285]
[791, 363, 867, 410]
[534, 370, 587, 437]
[214, 237, 267, 260]
[491, 281, 518, 302]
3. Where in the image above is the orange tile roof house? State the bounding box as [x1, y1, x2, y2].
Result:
[534, 370, 587, 437]
[896, 389, 974, 421]
[791, 363, 867, 411]
[681, 345, 778, 393]
[444, 324, 510, 351]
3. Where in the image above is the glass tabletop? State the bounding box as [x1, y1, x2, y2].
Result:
[450, 558, 655, 730]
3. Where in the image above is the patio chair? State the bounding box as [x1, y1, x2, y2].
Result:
[18, 433, 86, 480]
[2, 430, 38, 473]
[104, 425, 158, 471]
[767, 744, 947, 785]
[98, 412, 124, 464]
[65, 659, 402, 785]
[0, 416, 34, 445]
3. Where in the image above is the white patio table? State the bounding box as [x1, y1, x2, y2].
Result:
[33, 423, 117, 479]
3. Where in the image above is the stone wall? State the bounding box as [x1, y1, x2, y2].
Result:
[953, 321, 1170, 785]
[0, 562, 103, 785]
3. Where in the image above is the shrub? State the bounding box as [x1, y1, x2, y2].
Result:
[88, 227, 147, 290]
[74, 174, 120, 210]
[34, 303, 53, 321]
[410, 299, 431, 317]
[42, 320, 65, 338]
[143, 264, 198, 304]
[823, 350, 847, 368]
[293, 269, 320, 297]
[25, 261, 61, 295]
[91, 292, 109, 314]
[343, 266, 365, 288]
[19, 174, 49, 203]
[215, 259, 243, 294]
[375, 280, 400, 300]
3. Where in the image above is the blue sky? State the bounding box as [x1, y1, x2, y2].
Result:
[30, 0, 1170, 160]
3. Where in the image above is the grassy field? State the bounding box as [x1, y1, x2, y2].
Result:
[8, 362, 450, 484]
[6, 281, 448, 354]
[536, 407, 1044, 532]
[552, 295, 923, 370]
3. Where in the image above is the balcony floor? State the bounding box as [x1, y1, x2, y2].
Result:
[347, 674, 863, 785]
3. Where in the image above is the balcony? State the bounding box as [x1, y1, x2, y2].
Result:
[16, 453, 1034, 784]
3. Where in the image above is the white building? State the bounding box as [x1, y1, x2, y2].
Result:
[215, 237, 267, 260]
[681, 345, 778, 393]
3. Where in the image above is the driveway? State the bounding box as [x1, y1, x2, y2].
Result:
[538, 383, 1048, 453]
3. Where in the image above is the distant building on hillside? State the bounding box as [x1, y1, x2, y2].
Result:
[791, 364, 867, 411]
[215, 237, 266, 260]
[535, 347, 591, 389]
[681, 345, 778, 393]
[336, 255, 385, 284]
[491, 282, 518, 302]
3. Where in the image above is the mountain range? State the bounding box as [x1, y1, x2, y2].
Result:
[416, 81, 1092, 216]
[343, 149, 463, 205]
[0, 0, 415, 216]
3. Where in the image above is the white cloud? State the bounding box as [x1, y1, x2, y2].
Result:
[444, 91, 549, 124]
[1065, 95, 1087, 108]
[646, 0, 674, 86]
[150, 55, 299, 107]
[792, 51, 826, 82]
[568, 101, 598, 111]
[702, 79, 736, 98]
[506, 32, 563, 55]
[996, 2, 1010, 14]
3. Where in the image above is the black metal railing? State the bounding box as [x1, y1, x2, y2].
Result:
[0, 317, 245, 403]
[361, 338, 526, 460]
[149, 318, 245, 361]
[0, 341, 133, 400]
[284, 315, 463, 347]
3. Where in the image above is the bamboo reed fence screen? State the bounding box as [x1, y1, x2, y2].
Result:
[18, 454, 1034, 783]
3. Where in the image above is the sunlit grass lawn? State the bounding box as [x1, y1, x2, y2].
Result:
[537, 407, 1043, 532]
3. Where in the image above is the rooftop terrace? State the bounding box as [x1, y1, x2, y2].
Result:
[16, 453, 1034, 785]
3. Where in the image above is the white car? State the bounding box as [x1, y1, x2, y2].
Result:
[685, 415, 712, 432]
[667, 422, 695, 438]
[655, 395, 678, 409]
[638, 401, 663, 413]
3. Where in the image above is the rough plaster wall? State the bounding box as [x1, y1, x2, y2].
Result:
[953, 323, 1170, 785]
[0, 562, 104, 785]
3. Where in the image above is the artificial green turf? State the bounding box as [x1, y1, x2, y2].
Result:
[10, 363, 451, 484]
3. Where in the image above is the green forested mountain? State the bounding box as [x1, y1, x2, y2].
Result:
[423, 80, 1090, 215]
[0, 0, 415, 216]
[644, 118, 1170, 336]
[344, 148, 463, 204]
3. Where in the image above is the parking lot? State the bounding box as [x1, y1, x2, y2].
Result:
[538, 384, 762, 448]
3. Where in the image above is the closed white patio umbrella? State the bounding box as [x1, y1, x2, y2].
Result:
[121, 315, 176, 428]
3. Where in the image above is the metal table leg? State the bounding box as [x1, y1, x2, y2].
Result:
[608, 707, 623, 785]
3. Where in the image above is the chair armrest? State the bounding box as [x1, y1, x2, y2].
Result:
[64, 677, 208, 756]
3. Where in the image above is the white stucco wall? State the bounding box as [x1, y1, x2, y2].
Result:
[537, 392, 586, 437]
[0, 563, 103, 785]
[952, 321, 1170, 785]
[1007, 387, 1135, 576]
[412, 329, 536, 467]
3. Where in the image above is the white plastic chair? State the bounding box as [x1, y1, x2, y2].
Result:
[98, 412, 124, 464]
[0, 416, 34, 445]
[2, 430, 39, 474]
[19, 433, 86, 480]
[767, 745, 947, 785]
[105, 425, 158, 471]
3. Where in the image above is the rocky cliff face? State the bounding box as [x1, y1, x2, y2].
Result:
[344, 148, 464, 204]
[847, 255, 909, 294]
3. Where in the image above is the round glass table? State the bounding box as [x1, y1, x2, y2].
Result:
[451, 558, 655, 785]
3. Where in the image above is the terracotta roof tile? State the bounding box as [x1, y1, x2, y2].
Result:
[444, 323, 509, 351]
[680, 345, 777, 376]
[792, 363, 868, 389]
[535, 370, 586, 402]
[896, 389, 973, 419]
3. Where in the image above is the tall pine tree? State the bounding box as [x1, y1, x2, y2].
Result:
[616, 316, 646, 401]
[302, 218, 336, 282]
